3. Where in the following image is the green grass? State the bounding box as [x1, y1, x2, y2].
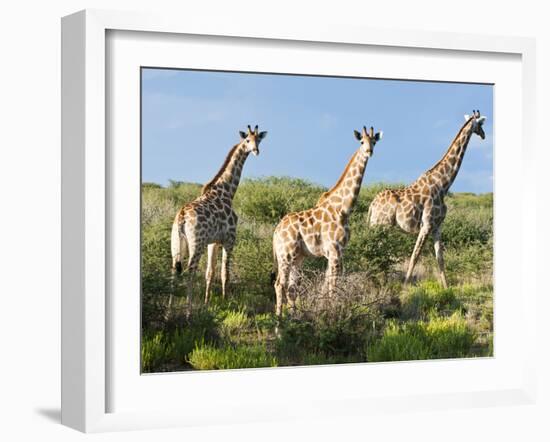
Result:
[400, 280, 464, 320]
[368, 312, 477, 362]
[187, 343, 278, 370]
[141, 178, 493, 372]
[219, 309, 251, 339]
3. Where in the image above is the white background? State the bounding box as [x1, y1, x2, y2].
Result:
[0, 1, 548, 441]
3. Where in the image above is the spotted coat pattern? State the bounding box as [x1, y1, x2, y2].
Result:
[367, 111, 486, 288]
[272, 127, 382, 316]
[171, 126, 267, 304]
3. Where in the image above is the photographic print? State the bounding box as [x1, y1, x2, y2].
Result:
[141, 68, 493, 373]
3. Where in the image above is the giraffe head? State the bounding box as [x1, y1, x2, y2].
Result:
[239, 125, 267, 156]
[353, 126, 383, 158]
[464, 110, 487, 140]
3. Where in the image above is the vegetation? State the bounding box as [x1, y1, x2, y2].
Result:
[141, 177, 493, 372]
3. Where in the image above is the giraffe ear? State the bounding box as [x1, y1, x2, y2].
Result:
[353, 130, 362, 141]
[375, 131, 383, 141]
[477, 116, 486, 125]
[239, 131, 247, 139]
[258, 131, 267, 140]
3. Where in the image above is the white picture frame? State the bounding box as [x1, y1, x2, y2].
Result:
[61, 9, 538, 433]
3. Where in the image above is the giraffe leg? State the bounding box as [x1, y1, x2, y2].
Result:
[166, 267, 177, 320]
[287, 257, 303, 313]
[433, 227, 448, 289]
[405, 226, 430, 285]
[274, 261, 290, 317]
[325, 248, 343, 296]
[204, 243, 219, 304]
[186, 242, 206, 309]
[221, 240, 234, 299]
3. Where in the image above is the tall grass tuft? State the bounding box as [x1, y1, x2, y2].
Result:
[368, 312, 477, 362]
[188, 343, 278, 370]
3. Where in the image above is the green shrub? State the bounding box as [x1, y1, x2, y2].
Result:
[141, 307, 221, 372]
[424, 313, 477, 358]
[141, 220, 174, 327]
[142, 186, 177, 227]
[441, 209, 493, 249]
[400, 280, 463, 320]
[254, 313, 278, 334]
[345, 224, 414, 275]
[232, 227, 274, 297]
[275, 277, 387, 365]
[219, 309, 250, 338]
[140, 180, 492, 370]
[165, 180, 202, 207]
[444, 242, 493, 284]
[188, 343, 277, 370]
[447, 192, 493, 210]
[234, 177, 324, 224]
[142, 331, 172, 372]
[367, 324, 431, 362]
[368, 312, 476, 362]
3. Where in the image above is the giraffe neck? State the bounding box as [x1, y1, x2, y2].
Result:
[318, 147, 369, 218]
[426, 119, 474, 194]
[202, 143, 249, 200]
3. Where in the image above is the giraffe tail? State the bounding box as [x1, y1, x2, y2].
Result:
[171, 214, 187, 274]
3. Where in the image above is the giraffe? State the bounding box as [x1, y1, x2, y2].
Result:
[272, 126, 382, 317]
[171, 125, 267, 305]
[367, 110, 487, 288]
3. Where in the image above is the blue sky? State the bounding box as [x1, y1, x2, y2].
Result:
[142, 68, 493, 193]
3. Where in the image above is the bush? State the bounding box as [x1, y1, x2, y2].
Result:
[142, 331, 171, 372]
[142, 185, 177, 227]
[424, 313, 477, 358]
[277, 316, 369, 365]
[368, 312, 476, 362]
[141, 220, 174, 328]
[400, 280, 463, 320]
[254, 313, 278, 334]
[141, 307, 221, 372]
[165, 180, 202, 207]
[234, 177, 325, 224]
[188, 343, 278, 370]
[140, 179, 493, 370]
[441, 208, 493, 249]
[444, 242, 493, 284]
[219, 309, 250, 339]
[366, 326, 431, 362]
[275, 272, 390, 365]
[231, 226, 274, 304]
[345, 224, 414, 275]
